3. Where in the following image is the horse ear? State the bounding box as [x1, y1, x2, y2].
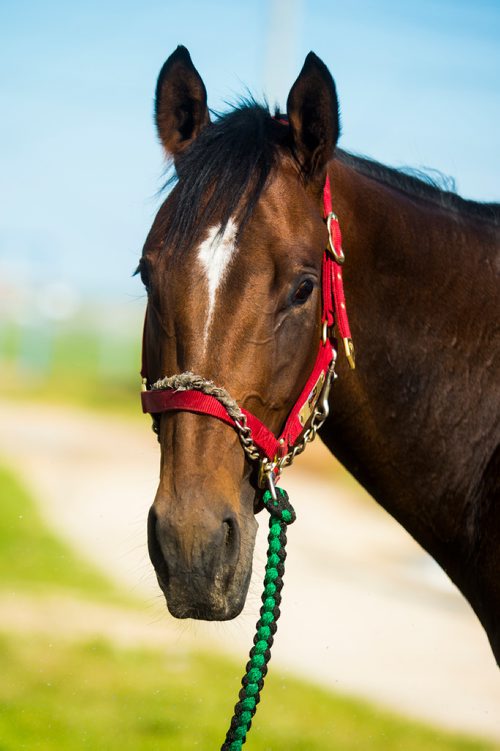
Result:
[286, 52, 340, 182]
[155, 45, 210, 159]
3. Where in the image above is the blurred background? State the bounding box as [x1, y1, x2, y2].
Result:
[0, 1, 499, 749]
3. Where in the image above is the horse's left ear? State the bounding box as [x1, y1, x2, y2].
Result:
[286, 52, 340, 182]
[155, 45, 210, 160]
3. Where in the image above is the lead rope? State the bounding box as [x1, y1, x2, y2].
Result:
[221, 485, 296, 751]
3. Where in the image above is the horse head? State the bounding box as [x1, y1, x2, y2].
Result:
[140, 46, 340, 620]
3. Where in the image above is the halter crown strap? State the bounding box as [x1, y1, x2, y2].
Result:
[322, 175, 355, 368]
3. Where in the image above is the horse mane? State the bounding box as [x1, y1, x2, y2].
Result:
[158, 101, 499, 260]
[337, 151, 500, 226]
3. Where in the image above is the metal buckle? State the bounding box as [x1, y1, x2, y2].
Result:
[326, 212, 345, 264]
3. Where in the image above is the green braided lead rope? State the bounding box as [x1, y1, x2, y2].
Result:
[220, 486, 296, 751]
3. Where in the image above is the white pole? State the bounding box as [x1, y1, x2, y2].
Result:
[263, 0, 304, 111]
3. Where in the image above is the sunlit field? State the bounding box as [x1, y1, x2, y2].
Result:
[2, 2, 499, 747]
[0, 312, 143, 413]
[0, 463, 496, 751]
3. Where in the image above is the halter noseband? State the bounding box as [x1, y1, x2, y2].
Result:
[140, 174, 354, 494]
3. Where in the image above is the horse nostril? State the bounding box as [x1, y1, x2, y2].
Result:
[147, 506, 169, 582]
[222, 516, 240, 568]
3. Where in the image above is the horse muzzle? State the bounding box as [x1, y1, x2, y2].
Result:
[147, 500, 257, 620]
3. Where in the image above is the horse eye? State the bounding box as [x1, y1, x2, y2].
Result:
[137, 258, 150, 291]
[292, 278, 314, 305]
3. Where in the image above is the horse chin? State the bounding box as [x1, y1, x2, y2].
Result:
[158, 564, 253, 621]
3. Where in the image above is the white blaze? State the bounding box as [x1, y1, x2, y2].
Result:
[197, 219, 238, 348]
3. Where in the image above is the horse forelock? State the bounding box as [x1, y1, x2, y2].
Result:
[157, 100, 289, 259]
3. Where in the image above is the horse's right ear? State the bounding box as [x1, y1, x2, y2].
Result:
[286, 52, 340, 183]
[155, 46, 210, 159]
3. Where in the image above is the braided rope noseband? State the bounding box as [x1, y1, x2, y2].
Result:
[151, 372, 244, 422]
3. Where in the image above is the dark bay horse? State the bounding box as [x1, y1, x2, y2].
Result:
[139, 46, 500, 663]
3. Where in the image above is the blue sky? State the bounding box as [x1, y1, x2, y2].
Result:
[1, 0, 499, 302]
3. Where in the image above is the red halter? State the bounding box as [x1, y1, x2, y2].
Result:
[140, 175, 353, 468]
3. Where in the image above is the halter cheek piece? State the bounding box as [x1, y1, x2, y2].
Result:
[140, 174, 354, 497]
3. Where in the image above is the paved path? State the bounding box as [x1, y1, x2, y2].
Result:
[0, 400, 498, 740]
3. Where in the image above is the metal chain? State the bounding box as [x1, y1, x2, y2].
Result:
[277, 388, 331, 470]
[237, 358, 337, 486]
[233, 415, 261, 463]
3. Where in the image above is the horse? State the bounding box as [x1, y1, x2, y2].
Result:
[138, 45, 500, 664]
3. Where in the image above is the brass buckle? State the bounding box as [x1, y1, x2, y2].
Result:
[326, 212, 345, 264]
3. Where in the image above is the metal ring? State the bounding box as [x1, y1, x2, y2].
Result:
[326, 213, 345, 264]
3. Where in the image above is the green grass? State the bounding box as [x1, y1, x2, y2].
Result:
[1, 323, 141, 416]
[0, 464, 497, 751]
[0, 633, 495, 751]
[0, 464, 127, 604]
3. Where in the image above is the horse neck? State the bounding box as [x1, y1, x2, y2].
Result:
[322, 157, 499, 588]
